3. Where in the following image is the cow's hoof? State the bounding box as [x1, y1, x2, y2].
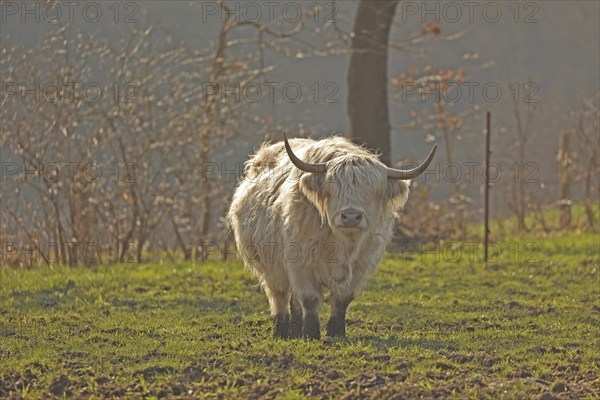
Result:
[303, 329, 321, 340]
[288, 318, 303, 339]
[302, 315, 321, 340]
[273, 314, 289, 338]
[326, 318, 346, 337]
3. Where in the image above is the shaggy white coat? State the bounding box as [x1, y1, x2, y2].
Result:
[227, 136, 409, 317]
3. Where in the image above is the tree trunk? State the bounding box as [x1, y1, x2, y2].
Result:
[170, 212, 191, 261]
[558, 130, 572, 229]
[583, 152, 597, 228]
[346, 0, 399, 166]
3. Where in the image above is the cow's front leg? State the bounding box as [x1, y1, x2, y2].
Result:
[301, 295, 322, 339]
[287, 265, 323, 339]
[264, 286, 290, 338]
[273, 313, 289, 338]
[326, 293, 354, 337]
[288, 295, 303, 338]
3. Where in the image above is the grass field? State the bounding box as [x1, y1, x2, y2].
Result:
[1, 232, 598, 399]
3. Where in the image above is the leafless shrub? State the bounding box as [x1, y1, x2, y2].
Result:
[571, 92, 600, 230]
[0, 22, 264, 266]
[1, 1, 347, 267]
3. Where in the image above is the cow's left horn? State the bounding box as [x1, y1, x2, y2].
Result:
[386, 144, 437, 180]
[283, 132, 328, 174]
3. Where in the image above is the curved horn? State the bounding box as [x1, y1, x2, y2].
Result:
[283, 132, 327, 174]
[386, 144, 437, 180]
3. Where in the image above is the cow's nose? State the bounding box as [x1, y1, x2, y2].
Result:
[340, 209, 363, 228]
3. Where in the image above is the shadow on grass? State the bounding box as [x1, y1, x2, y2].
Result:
[344, 335, 458, 351]
[8, 287, 66, 310]
[8, 287, 233, 314]
[107, 297, 229, 309]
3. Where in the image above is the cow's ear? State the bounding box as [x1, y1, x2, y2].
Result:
[385, 179, 409, 209]
[300, 173, 328, 219]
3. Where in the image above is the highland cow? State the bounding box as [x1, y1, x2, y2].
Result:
[227, 133, 436, 339]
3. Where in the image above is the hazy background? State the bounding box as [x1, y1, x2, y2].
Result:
[2, 1, 598, 264]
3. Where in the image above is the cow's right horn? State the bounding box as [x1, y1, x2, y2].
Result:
[386, 144, 437, 180]
[283, 132, 328, 174]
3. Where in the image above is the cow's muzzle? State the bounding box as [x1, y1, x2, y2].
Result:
[338, 208, 364, 229]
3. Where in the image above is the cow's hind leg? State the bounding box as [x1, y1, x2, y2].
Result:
[288, 295, 303, 338]
[264, 286, 290, 338]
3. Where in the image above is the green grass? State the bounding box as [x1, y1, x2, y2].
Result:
[466, 203, 600, 240]
[1, 232, 599, 399]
